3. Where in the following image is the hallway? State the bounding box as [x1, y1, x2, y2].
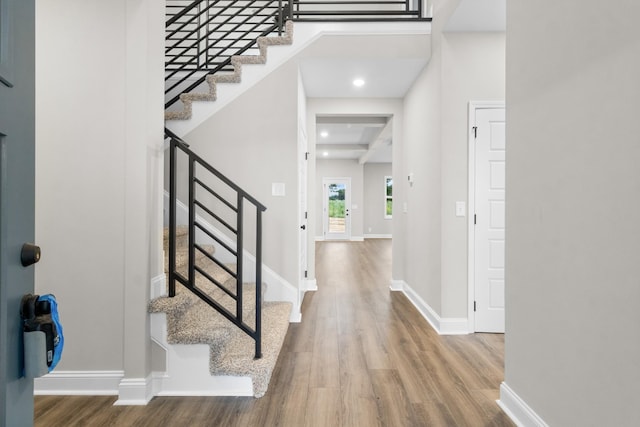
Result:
[35, 240, 513, 426]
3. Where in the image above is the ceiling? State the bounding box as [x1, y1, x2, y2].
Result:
[295, 0, 505, 164]
[296, 32, 430, 163]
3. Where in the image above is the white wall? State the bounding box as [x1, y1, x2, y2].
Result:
[182, 61, 300, 289]
[503, 1, 640, 425]
[397, 0, 504, 321]
[35, 0, 164, 393]
[315, 159, 364, 240]
[440, 31, 505, 317]
[363, 163, 393, 237]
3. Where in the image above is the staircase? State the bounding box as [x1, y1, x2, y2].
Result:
[150, 226, 291, 397]
[155, 0, 431, 399]
[165, 0, 294, 121]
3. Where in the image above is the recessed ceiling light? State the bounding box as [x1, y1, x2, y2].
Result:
[320, 131, 329, 138]
[323, 151, 329, 157]
[353, 78, 365, 87]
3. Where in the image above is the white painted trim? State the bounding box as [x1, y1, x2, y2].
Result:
[467, 101, 505, 333]
[34, 370, 124, 395]
[152, 371, 253, 397]
[350, 236, 364, 242]
[498, 382, 549, 427]
[391, 280, 469, 335]
[389, 279, 405, 291]
[150, 273, 166, 299]
[315, 236, 325, 242]
[115, 376, 154, 406]
[289, 311, 302, 323]
[304, 278, 318, 291]
[364, 234, 392, 239]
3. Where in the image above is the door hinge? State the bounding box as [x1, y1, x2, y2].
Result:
[474, 301, 477, 312]
[305, 211, 308, 219]
[305, 152, 310, 160]
[304, 270, 308, 278]
[474, 214, 477, 225]
[473, 126, 477, 138]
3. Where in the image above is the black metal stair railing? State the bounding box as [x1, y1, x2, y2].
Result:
[290, 0, 429, 21]
[165, 128, 267, 359]
[165, 0, 430, 111]
[165, 0, 289, 110]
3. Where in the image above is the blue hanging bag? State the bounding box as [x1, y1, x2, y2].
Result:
[20, 293, 64, 372]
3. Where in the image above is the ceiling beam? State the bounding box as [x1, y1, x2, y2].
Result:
[316, 115, 389, 125]
[359, 119, 393, 165]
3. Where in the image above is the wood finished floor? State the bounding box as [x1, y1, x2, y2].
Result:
[34, 239, 514, 426]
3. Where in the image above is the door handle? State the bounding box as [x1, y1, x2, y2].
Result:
[300, 225, 306, 230]
[21, 243, 41, 267]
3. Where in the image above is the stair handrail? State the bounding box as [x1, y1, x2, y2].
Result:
[165, 128, 266, 359]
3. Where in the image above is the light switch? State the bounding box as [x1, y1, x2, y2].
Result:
[272, 183, 285, 197]
[455, 201, 466, 217]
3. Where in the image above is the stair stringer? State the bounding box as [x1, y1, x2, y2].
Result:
[165, 20, 432, 138]
[163, 190, 302, 322]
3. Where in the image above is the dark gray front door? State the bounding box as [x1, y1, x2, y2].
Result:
[0, 0, 36, 425]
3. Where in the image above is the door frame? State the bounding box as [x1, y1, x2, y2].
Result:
[322, 177, 351, 240]
[467, 101, 505, 333]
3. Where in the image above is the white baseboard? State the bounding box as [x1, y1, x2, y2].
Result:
[304, 278, 318, 291]
[115, 376, 154, 406]
[34, 370, 124, 395]
[315, 236, 325, 242]
[498, 382, 549, 427]
[390, 279, 469, 335]
[364, 234, 392, 239]
[289, 311, 302, 323]
[152, 371, 253, 397]
[389, 279, 405, 291]
[350, 236, 364, 242]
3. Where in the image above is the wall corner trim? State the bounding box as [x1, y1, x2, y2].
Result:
[498, 382, 549, 427]
[392, 280, 469, 335]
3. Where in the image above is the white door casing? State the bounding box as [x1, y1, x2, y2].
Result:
[298, 124, 309, 291]
[468, 103, 505, 333]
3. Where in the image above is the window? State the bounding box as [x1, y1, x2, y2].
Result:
[385, 176, 393, 219]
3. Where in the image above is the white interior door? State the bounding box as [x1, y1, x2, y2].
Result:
[299, 126, 308, 287]
[323, 177, 351, 240]
[473, 107, 506, 333]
